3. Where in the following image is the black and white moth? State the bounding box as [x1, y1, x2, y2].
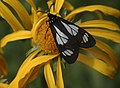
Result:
[47, 13, 96, 64]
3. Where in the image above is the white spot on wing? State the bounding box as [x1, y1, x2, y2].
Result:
[72, 30, 77, 36]
[56, 33, 68, 45]
[56, 33, 63, 45]
[66, 49, 73, 54]
[82, 33, 89, 43]
[69, 24, 79, 36]
[54, 25, 68, 39]
[61, 37, 68, 44]
[62, 52, 66, 56]
[62, 49, 73, 56]
[84, 35, 88, 41]
[61, 21, 73, 35]
[61, 21, 79, 36]
[69, 24, 79, 32]
[83, 36, 87, 43]
[64, 50, 71, 56]
[85, 33, 89, 37]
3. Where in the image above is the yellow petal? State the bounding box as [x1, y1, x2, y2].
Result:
[31, 8, 39, 26]
[9, 55, 58, 88]
[96, 40, 118, 69]
[65, 5, 120, 20]
[87, 29, 120, 43]
[19, 50, 45, 83]
[83, 48, 117, 75]
[0, 54, 7, 75]
[56, 57, 64, 88]
[25, 65, 42, 83]
[19, 65, 42, 87]
[79, 20, 120, 31]
[44, 62, 56, 88]
[94, 11, 104, 19]
[0, 83, 8, 88]
[55, 0, 64, 13]
[3, 0, 32, 29]
[1, 31, 32, 47]
[47, 0, 54, 12]
[31, 14, 47, 41]
[27, 0, 42, 25]
[77, 54, 115, 78]
[63, 1, 74, 11]
[0, 2, 24, 31]
[83, 48, 112, 66]
[26, 0, 37, 10]
[19, 49, 41, 71]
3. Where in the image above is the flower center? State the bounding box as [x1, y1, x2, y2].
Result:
[33, 17, 59, 54]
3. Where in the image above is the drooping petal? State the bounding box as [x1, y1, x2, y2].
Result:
[83, 48, 112, 66]
[55, 0, 64, 13]
[87, 29, 120, 43]
[3, 0, 32, 29]
[9, 55, 58, 88]
[19, 49, 41, 71]
[83, 47, 117, 74]
[65, 5, 120, 20]
[96, 40, 118, 69]
[16, 50, 43, 87]
[56, 57, 64, 88]
[79, 20, 120, 31]
[0, 2, 24, 31]
[1, 31, 32, 47]
[44, 62, 56, 88]
[77, 54, 116, 78]
[25, 64, 42, 83]
[79, 39, 119, 78]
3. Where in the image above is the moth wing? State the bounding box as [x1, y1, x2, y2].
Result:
[49, 23, 79, 64]
[49, 14, 96, 64]
[59, 17, 96, 48]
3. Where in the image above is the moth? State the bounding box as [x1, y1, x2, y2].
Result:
[47, 13, 96, 64]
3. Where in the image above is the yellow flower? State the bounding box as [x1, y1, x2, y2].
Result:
[0, 0, 120, 88]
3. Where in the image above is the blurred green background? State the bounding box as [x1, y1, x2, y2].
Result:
[0, 0, 120, 88]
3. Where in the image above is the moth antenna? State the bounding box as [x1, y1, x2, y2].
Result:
[37, 3, 55, 14]
[36, 10, 47, 14]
